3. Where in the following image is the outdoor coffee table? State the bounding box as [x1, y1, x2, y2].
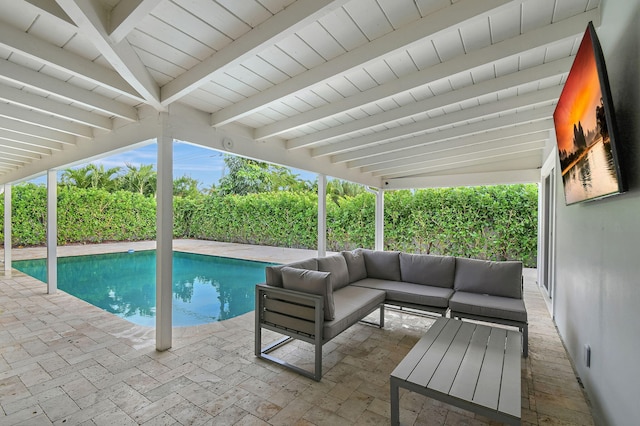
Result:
[390, 317, 521, 425]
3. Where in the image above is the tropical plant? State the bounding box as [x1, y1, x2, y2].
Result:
[60, 164, 121, 191]
[118, 163, 157, 196]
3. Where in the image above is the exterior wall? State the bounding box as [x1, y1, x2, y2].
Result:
[553, 0, 640, 424]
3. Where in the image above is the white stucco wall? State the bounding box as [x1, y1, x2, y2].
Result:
[553, 0, 640, 424]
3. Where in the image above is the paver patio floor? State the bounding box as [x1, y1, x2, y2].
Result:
[0, 240, 594, 425]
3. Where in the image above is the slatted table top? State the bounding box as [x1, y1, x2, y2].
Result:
[390, 317, 521, 425]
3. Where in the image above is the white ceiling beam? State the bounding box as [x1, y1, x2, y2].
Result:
[361, 133, 548, 173]
[0, 103, 93, 138]
[0, 145, 41, 160]
[0, 133, 58, 154]
[325, 88, 559, 162]
[55, 0, 161, 109]
[162, 0, 350, 106]
[0, 156, 28, 167]
[0, 59, 137, 121]
[257, 8, 598, 140]
[214, 0, 514, 127]
[379, 145, 545, 178]
[350, 127, 550, 170]
[0, 21, 141, 101]
[23, 0, 74, 25]
[383, 152, 543, 182]
[385, 169, 542, 190]
[0, 85, 112, 130]
[0, 117, 76, 145]
[289, 57, 572, 149]
[109, 0, 164, 43]
[330, 106, 554, 164]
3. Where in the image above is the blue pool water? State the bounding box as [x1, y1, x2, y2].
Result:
[13, 250, 276, 327]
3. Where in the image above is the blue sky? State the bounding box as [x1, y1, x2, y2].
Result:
[31, 140, 318, 189]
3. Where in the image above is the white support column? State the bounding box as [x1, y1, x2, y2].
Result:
[317, 174, 327, 258]
[156, 114, 173, 351]
[375, 189, 384, 251]
[47, 170, 57, 293]
[4, 184, 11, 274]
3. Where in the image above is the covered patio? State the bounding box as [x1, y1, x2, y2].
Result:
[1, 0, 639, 424]
[0, 240, 592, 425]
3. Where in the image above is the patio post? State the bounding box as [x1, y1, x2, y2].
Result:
[47, 170, 57, 293]
[156, 116, 173, 351]
[368, 188, 384, 251]
[317, 174, 327, 257]
[4, 184, 11, 274]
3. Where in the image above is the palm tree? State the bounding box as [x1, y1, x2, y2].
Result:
[118, 163, 157, 196]
[60, 164, 121, 191]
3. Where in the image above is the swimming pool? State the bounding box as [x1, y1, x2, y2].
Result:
[13, 250, 276, 327]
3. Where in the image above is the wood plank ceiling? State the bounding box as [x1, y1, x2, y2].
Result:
[0, 0, 600, 189]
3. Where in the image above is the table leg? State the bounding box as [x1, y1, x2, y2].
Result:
[390, 378, 400, 426]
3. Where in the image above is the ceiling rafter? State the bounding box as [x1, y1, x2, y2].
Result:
[55, 0, 162, 109]
[288, 57, 571, 149]
[23, 0, 74, 26]
[330, 106, 555, 164]
[257, 9, 598, 141]
[0, 116, 77, 145]
[344, 122, 552, 168]
[0, 102, 93, 138]
[109, 0, 165, 43]
[212, 0, 515, 127]
[0, 21, 141, 101]
[0, 145, 40, 161]
[381, 150, 544, 179]
[360, 132, 548, 174]
[0, 131, 60, 154]
[323, 87, 560, 162]
[0, 85, 112, 130]
[385, 168, 542, 190]
[161, 0, 350, 106]
[0, 59, 137, 121]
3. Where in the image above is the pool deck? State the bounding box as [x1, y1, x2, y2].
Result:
[0, 240, 594, 425]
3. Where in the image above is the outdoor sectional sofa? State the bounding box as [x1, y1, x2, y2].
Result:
[255, 249, 527, 381]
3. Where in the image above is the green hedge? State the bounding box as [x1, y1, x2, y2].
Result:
[0, 183, 538, 266]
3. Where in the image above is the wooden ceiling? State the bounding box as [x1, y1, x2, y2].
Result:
[0, 0, 600, 188]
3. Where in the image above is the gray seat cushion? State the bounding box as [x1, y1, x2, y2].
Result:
[454, 257, 523, 299]
[352, 278, 453, 308]
[361, 249, 401, 281]
[449, 291, 527, 323]
[341, 249, 367, 283]
[318, 254, 350, 290]
[324, 286, 385, 341]
[399, 253, 455, 288]
[281, 267, 335, 321]
[265, 258, 319, 287]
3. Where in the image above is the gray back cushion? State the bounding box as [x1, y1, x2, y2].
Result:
[341, 249, 367, 283]
[281, 267, 334, 320]
[318, 254, 350, 290]
[362, 249, 401, 281]
[453, 257, 523, 299]
[399, 253, 456, 288]
[265, 258, 318, 287]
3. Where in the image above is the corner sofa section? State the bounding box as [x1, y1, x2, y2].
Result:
[255, 249, 526, 381]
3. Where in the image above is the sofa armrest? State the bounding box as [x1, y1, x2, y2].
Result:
[255, 284, 324, 338]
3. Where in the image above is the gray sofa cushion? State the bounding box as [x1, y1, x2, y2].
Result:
[362, 249, 401, 281]
[265, 258, 319, 287]
[323, 286, 385, 341]
[341, 249, 367, 283]
[399, 253, 455, 288]
[454, 257, 523, 299]
[281, 267, 335, 321]
[353, 278, 453, 308]
[318, 254, 350, 290]
[449, 291, 527, 323]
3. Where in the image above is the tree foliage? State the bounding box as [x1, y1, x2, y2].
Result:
[217, 155, 310, 195]
[0, 182, 539, 267]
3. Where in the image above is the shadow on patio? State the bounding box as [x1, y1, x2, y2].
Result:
[0, 241, 593, 425]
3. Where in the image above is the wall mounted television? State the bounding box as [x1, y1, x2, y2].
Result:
[553, 21, 627, 205]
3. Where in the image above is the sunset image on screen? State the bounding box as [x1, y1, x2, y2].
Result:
[552, 24, 621, 204]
